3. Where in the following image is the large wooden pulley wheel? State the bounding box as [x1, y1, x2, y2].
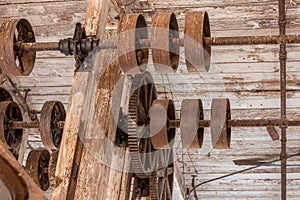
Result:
[0, 101, 23, 159]
[25, 148, 50, 191]
[0, 18, 36, 75]
[211, 98, 231, 149]
[180, 99, 204, 149]
[40, 101, 66, 151]
[128, 72, 158, 178]
[150, 99, 176, 149]
[151, 13, 179, 73]
[118, 14, 149, 73]
[184, 11, 211, 72]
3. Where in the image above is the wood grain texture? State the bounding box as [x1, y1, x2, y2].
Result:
[50, 0, 110, 199]
[1, 0, 300, 199]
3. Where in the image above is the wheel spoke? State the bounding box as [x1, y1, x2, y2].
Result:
[18, 56, 25, 73]
[165, 178, 172, 198]
[159, 178, 164, 199]
[143, 83, 149, 113]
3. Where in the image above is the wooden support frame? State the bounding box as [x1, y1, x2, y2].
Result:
[51, 0, 111, 199]
[51, 1, 132, 199]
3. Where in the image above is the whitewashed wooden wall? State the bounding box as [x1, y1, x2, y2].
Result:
[132, 0, 300, 199]
[1, 0, 300, 199]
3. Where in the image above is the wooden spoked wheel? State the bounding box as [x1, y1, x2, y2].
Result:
[118, 14, 149, 73]
[0, 18, 36, 76]
[150, 99, 176, 149]
[128, 72, 157, 178]
[184, 11, 211, 72]
[25, 148, 50, 191]
[151, 13, 179, 73]
[150, 149, 174, 200]
[0, 101, 23, 159]
[40, 101, 66, 151]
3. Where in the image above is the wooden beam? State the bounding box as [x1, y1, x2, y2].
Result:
[51, 0, 111, 199]
[105, 75, 132, 200]
[72, 52, 123, 199]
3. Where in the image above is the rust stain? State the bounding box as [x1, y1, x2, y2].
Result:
[55, 177, 63, 187]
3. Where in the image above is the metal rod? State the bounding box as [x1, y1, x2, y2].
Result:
[11, 121, 40, 129]
[168, 119, 300, 128]
[204, 35, 300, 46]
[21, 42, 60, 52]
[19, 34, 300, 52]
[278, 0, 287, 199]
[11, 121, 65, 129]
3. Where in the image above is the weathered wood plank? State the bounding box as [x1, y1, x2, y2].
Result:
[0, 0, 83, 5]
[73, 52, 123, 199]
[0, 2, 86, 25]
[50, 0, 111, 199]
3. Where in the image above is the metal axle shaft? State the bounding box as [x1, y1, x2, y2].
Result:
[168, 118, 300, 128]
[20, 34, 300, 52]
[11, 121, 65, 129]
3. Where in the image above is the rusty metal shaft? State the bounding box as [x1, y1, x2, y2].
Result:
[19, 34, 300, 52]
[168, 119, 300, 128]
[204, 35, 300, 46]
[11, 121, 65, 129]
[21, 42, 60, 52]
[278, 0, 287, 199]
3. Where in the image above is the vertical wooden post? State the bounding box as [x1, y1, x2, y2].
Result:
[51, 1, 110, 199]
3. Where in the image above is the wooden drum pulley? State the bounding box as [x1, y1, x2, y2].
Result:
[150, 99, 176, 149]
[180, 99, 204, 149]
[210, 98, 231, 149]
[118, 14, 149, 73]
[151, 13, 179, 73]
[184, 11, 211, 72]
[0, 18, 36, 75]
